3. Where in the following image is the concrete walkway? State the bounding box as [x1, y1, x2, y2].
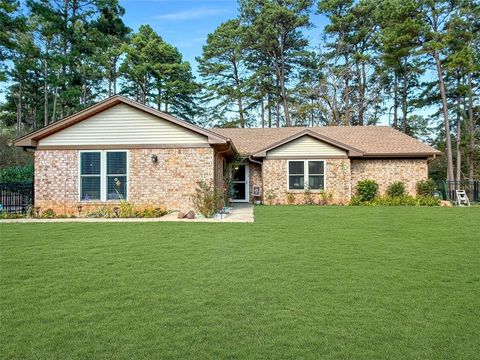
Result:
[0, 203, 254, 224]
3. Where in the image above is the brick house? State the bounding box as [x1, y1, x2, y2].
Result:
[14, 96, 441, 214]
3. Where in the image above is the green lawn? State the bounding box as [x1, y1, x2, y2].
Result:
[1, 206, 479, 359]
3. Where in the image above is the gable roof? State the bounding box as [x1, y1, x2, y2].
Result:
[211, 126, 441, 158]
[253, 129, 364, 157]
[14, 95, 230, 148]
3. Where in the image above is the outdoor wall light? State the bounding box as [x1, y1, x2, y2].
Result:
[150, 154, 158, 163]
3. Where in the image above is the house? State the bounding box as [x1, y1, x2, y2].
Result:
[14, 95, 441, 214]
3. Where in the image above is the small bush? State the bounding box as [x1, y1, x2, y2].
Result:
[417, 196, 441, 206]
[318, 191, 333, 205]
[386, 181, 406, 197]
[134, 206, 168, 218]
[86, 205, 115, 218]
[190, 181, 222, 218]
[118, 201, 135, 218]
[356, 180, 378, 202]
[41, 208, 56, 218]
[286, 193, 295, 204]
[416, 179, 437, 197]
[264, 190, 276, 205]
[303, 189, 314, 205]
[0, 212, 24, 219]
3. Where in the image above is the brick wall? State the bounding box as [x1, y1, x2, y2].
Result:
[350, 159, 428, 196]
[249, 163, 262, 202]
[34, 148, 215, 215]
[262, 158, 351, 205]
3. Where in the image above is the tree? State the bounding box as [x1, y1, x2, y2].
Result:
[240, 0, 312, 127]
[120, 25, 198, 121]
[197, 19, 250, 128]
[417, 0, 461, 183]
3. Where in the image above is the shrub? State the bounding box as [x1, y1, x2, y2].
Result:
[417, 195, 441, 206]
[416, 179, 437, 197]
[264, 190, 276, 205]
[318, 191, 333, 205]
[0, 212, 24, 219]
[386, 181, 406, 197]
[134, 206, 168, 218]
[40, 208, 56, 218]
[0, 164, 34, 183]
[286, 192, 295, 204]
[190, 181, 222, 218]
[86, 205, 115, 218]
[118, 201, 135, 218]
[356, 180, 378, 202]
[303, 188, 314, 205]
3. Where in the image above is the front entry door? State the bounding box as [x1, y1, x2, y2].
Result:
[231, 164, 249, 202]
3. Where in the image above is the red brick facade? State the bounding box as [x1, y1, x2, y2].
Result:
[34, 148, 429, 214]
[34, 148, 215, 215]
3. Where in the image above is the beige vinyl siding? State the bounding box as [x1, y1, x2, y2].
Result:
[267, 135, 346, 158]
[38, 103, 208, 146]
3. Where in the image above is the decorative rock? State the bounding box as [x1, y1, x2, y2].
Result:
[177, 212, 185, 219]
[440, 200, 453, 207]
[185, 210, 195, 219]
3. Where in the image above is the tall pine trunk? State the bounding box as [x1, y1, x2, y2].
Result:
[433, 50, 454, 182]
[467, 73, 475, 181]
[393, 73, 398, 129]
[402, 71, 408, 134]
[44, 57, 49, 127]
[16, 81, 22, 136]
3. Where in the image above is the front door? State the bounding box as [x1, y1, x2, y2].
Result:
[231, 164, 249, 202]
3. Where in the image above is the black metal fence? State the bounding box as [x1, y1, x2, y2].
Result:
[437, 180, 479, 203]
[0, 182, 34, 214]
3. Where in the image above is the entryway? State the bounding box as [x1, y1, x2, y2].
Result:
[231, 163, 249, 202]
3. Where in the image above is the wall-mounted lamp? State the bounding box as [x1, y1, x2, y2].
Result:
[150, 154, 158, 163]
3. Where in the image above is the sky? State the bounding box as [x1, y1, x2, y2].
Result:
[120, 0, 328, 76]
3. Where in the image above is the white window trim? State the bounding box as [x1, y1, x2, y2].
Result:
[78, 150, 129, 202]
[286, 159, 326, 192]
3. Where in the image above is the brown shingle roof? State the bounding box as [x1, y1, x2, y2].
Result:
[211, 126, 441, 157]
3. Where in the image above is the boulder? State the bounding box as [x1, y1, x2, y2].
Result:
[440, 200, 453, 207]
[185, 210, 195, 219]
[177, 212, 185, 219]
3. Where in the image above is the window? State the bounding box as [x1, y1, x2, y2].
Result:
[79, 151, 128, 201]
[80, 152, 101, 200]
[107, 152, 127, 200]
[288, 160, 325, 191]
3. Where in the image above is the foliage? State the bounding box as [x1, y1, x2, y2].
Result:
[303, 188, 314, 205]
[263, 189, 276, 205]
[190, 181, 222, 218]
[134, 206, 168, 218]
[356, 179, 379, 202]
[0, 212, 24, 219]
[286, 192, 295, 204]
[0, 164, 34, 182]
[416, 179, 437, 197]
[318, 191, 334, 205]
[86, 205, 115, 218]
[118, 201, 135, 218]
[40, 208, 56, 218]
[350, 194, 440, 207]
[386, 181, 406, 198]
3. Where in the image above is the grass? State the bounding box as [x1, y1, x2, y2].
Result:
[1, 206, 479, 359]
